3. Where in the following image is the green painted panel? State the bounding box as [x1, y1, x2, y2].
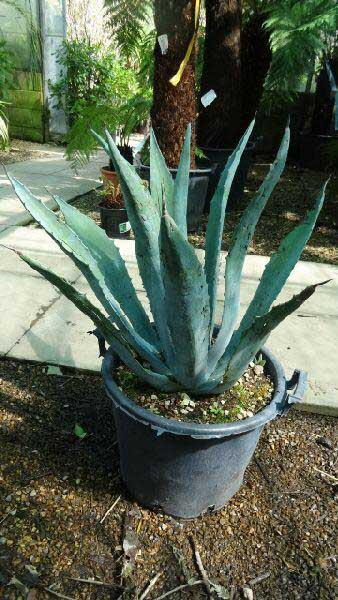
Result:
[11, 70, 43, 91]
[7, 107, 43, 129]
[3, 89, 43, 109]
[9, 124, 43, 143]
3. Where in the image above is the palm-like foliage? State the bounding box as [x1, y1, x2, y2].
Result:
[264, 0, 338, 104]
[0, 104, 9, 150]
[104, 0, 153, 58]
[9, 120, 328, 396]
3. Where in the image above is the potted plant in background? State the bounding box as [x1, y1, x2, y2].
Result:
[8, 118, 329, 519]
[98, 180, 130, 238]
[145, 0, 213, 230]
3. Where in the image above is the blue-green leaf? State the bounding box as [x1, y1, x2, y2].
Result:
[9, 176, 166, 373]
[209, 279, 330, 393]
[18, 252, 180, 392]
[104, 130, 174, 367]
[204, 119, 256, 336]
[235, 180, 328, 339]
[54, 194, 158, 349]
[172, 124, 191, 238]
[207, 124, 290, 375]
[160, 213, 210, 387]
[150, 128, 174, 216]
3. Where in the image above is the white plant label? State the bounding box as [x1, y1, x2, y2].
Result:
[201, 89, 217, 107]
[119, 221, 131, 234]
[158, 34, 168, 55]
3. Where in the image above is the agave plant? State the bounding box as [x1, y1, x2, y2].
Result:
[8, 119, 328, 394]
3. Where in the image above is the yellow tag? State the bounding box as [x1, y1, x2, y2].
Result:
[170, 0, 201, 87]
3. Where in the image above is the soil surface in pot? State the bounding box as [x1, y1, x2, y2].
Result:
[0, 358, 336, 599]
[114, 362, 273, 424]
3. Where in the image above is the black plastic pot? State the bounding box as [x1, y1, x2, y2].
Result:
[102, 347, 306, 519]
[99, 205, 130, 238]
[137, 164, 213, 232]
[299, 133, 338, 171]
[201, 142, 255, 211]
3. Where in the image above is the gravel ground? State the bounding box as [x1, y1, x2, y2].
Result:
[69, 163, 337, 265]
[0, 140, 53, 165]
[0, 358, 337, 600]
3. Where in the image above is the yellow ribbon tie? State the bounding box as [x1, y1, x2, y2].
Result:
[170, 0, 201, 87]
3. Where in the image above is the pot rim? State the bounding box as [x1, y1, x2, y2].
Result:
[138, 163, 214, 175]
[200, 140, 256, 153]
[99, 202, 126, 211]
[102, 346, 288, 439]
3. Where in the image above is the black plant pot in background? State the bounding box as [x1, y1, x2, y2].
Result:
[137, 164, 213, 232]
[99, 205, 130, 238]
[299, 133, 338, 171]
[201, 142, 255, 212]
[102, 346, 306, 518]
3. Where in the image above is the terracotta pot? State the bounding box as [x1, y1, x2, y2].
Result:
[101, 167, 119, 188]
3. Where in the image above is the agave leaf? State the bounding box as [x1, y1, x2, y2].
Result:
[206, 279, 330, 394]
[150, 128, 174, 216]
[53, 194, 158, 348]
[160, 213, 210, 387]
[235, 180, 328, 339]
[204, 119, 256, 336]
[9, 176, 166, 373]
[104, 130, 174, 367]
[18, 252, 180, 392]
[172, 123, 191, 238]
[207, 124, 290, 373]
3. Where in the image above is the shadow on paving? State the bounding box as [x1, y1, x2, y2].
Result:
[0, 357, 336, 599]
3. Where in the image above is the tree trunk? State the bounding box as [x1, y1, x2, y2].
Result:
[197, 0, 242, 149]
[241, 12, 272, 129]
[151, 0, 196, 168]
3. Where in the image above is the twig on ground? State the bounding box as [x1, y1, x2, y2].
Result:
[43, 588, 75, 600]
[249, 571, 271, 586]
[153, 580, 204, 600]
[68, 577, 123, 589]
[99, 495, 121, 524]
[191, 538, 211, 596]
[313, 467, 338, 482]
[139, 571, 162, 600]
[0, 511, 11, 525]
[254, 457, 274, 489]
[229, 587, 237, 600]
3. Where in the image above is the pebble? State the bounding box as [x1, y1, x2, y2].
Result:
[5, 495, 12, 502]
[150, 394, 158, 400]
[29, 490, 37, 497]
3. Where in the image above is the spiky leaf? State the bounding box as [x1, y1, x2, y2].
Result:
[204, 119, 255, 336]
[160, 213, 210, 387]
[54, 194, 158, 348]
[172, 124, 191, 238]
[235, 181, 328, 337]
[18, 252, 180, 391]
[209, 280, 330, 393]
[150, 128, 174, 215]
[9, 176, 165, 372]
[207, 124, 290, 374]
[103, 130, 175, 367]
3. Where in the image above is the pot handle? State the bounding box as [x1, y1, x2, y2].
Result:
[282, 369, 308, 413]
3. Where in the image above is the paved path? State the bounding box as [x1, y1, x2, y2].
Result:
[0, 227, 337, 416]
[0, 147, 105, 233]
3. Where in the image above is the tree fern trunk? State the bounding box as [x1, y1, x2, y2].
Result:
[241, 12, 271, 130]
[151, 0, 196, 168]
[197, 0, 242, 149]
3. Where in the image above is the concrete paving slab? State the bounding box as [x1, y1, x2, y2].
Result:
[1, 229, 337, 416]
[0, 228, 80, 357]
[0, 150, 105, 232]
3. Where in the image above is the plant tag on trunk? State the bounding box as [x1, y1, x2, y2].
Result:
[201, 89, 217, 107]
[119, 221, 131, 234]
[158, 34, 168, 55]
